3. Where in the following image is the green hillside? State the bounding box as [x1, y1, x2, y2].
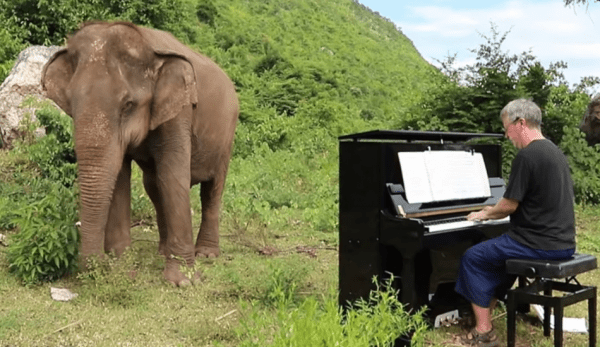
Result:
[202, 0, 439, 231]
[0, 0, 440, 232]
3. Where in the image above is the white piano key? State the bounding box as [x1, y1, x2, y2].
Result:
[426, 216, 510, 233]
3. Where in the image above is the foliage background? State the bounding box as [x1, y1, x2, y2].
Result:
[0, 0, 600, 300]
[0, 0, 598, 346]
[0, 0, 598, 281]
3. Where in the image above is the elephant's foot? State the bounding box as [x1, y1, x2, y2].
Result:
[158, 242, 168, 257]
[195, 245, 220, 258]
[163, 258, 200, 287]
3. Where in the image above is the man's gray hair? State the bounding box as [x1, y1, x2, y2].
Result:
[501, 99, 542, 128]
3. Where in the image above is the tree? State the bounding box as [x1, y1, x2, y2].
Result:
[564, 0, 598, 5]
[405, 22, 600, 202]
[404, 24, 568, 136]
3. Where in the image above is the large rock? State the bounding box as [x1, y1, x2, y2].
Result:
[0, 45, 62, 147]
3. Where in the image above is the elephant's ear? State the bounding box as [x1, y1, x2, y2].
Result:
[136, 26, 198, 130]
[41, 49, 74, 115]
[150, 54, 198, 130]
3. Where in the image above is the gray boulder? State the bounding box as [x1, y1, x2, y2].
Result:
[0, 45, 62, 147]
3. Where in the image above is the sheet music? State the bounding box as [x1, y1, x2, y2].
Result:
[397, 152, 434, 203]
[398, 151, 491, 204]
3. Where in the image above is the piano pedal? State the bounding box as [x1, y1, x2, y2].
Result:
[434, 309, 460, 328]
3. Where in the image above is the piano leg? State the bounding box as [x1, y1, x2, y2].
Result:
[400, 255, 419, 312]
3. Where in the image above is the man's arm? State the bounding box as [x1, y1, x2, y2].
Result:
[467, 197, 519, 221]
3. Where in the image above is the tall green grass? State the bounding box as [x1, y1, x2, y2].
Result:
[235, 277, 427, 347]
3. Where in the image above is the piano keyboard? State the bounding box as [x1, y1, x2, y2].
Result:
[424, 216, 510, 233]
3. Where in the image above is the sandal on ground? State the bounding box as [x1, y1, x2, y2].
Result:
[460, 327, 499, 347]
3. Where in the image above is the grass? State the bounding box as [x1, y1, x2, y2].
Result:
[0, 203, 342, 346]
[0, 195, 599, 346]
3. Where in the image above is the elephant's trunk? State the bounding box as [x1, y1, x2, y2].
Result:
[74, 128, 123, 258]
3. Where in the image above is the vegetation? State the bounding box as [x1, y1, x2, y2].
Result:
[0, 0, 599, 346]
[408, 24, 600, 202]
[563, 0, 598, 5]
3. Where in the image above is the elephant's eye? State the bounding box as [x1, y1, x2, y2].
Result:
[122, 100, 135, 115]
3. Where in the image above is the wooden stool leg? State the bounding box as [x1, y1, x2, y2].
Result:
[590, 287, 597, 347]
[507, 291, 517, 347]
[544, 281, 552, 337]
[517, 276, 530, 313]
[554, 303, 564, 347]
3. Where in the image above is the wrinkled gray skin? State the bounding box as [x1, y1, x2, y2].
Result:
[41, 22, 239, 286]
[580, 94, 600, 146]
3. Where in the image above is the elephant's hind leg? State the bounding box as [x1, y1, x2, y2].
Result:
[142, 171, 168, 257]
[104, 160, 132, 256]
[195, 176, 225, 258]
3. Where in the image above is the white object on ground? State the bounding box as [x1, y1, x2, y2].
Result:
[434, 309, 460, 328]
[532, 304, 588, 333]
[50, 287, 79, 302]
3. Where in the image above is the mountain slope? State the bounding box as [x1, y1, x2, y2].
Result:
[190, 0, 441, 230]
[0, 0, 442, 231]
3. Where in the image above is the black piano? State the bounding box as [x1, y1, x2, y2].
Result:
[339, 130, 510, 320]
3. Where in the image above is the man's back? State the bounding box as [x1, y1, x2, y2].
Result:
[504, 139, 575, 250]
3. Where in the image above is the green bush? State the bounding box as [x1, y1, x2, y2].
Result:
[224, 142, 338, 233]
[0, 27, 24, 82]
[0, 0, 200, 46]
[262, 261, 308, 308]
[6, 182, 79, 284]
[0, 0, 203, 85]
[237, 278, 428, 347]
[1, 103, 79, 284]
[24, 105, 77, 187]
[560, 126, 600, 204]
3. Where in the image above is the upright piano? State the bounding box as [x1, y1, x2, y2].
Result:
[339, 130, 510, 319]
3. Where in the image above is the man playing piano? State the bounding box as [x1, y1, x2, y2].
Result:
[455, 99, 576, 347]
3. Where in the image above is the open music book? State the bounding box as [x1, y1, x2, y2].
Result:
[398, 151, 491, 204]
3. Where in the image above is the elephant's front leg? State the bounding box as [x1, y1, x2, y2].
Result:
[158, 173, 196, 286]
[152, 149, 196, 286]
[104, 159, 132, 256]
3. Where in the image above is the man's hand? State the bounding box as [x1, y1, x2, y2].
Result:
[467, 206, 493, 222]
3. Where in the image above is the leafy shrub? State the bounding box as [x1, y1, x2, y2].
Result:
[0, 172, 55, 231]
[262, 261, 308, 308]
[543, 85, 590, 144]
[560, 126, 600, 204]
[237, 278, 428, 347]
[6, 182, 79, 284]
[224, 142, 338, 233]
[0, 0, 199, 46]
[0, 0, 202, 85]
[23, 105, 78, 187]
[2, 103, 79, 284]
[0, 26, 25, 83]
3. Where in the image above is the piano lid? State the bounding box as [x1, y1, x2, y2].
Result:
[338, 130, 504, 142]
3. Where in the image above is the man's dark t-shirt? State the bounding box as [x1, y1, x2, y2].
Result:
[504, 139, 575, 251]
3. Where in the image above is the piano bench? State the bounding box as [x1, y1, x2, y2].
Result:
[505, 253, 598, 347]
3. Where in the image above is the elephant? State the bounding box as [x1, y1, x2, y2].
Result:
[579, 94, 600, 146]
[41, 21, 239, 286]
